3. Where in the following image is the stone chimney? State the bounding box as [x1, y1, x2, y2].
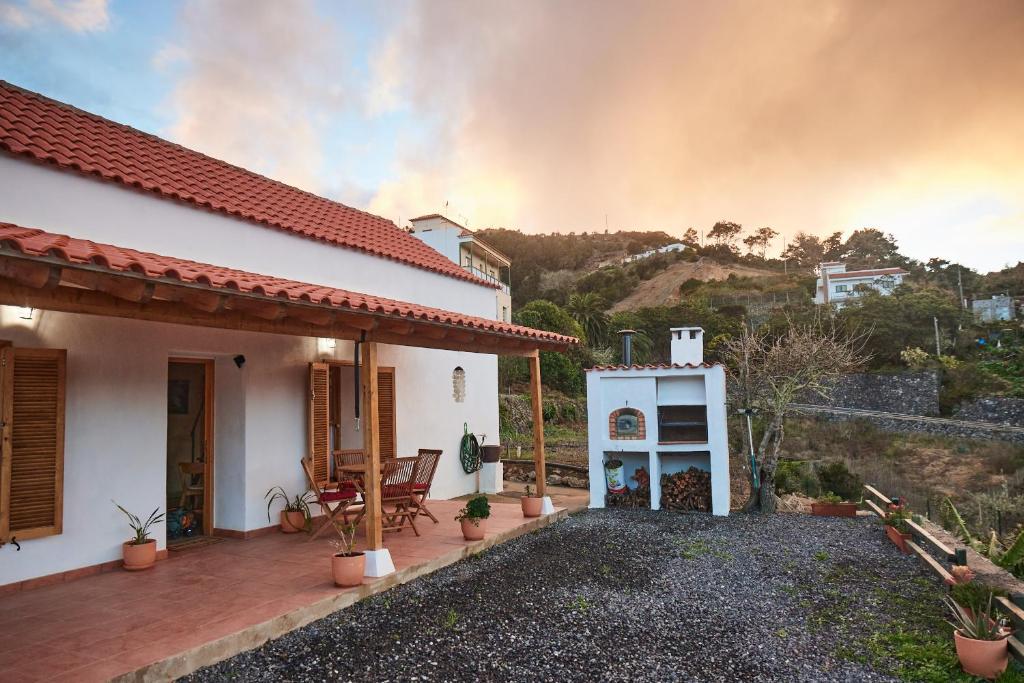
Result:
[670, 327, 704, 365]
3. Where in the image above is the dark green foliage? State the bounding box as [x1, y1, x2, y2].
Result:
[816, 461, 863, 501]
[455, 495, 491, 523]
[775, 460, 819, 496]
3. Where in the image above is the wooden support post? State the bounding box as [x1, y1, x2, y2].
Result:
[529, 350, 546, 497]
[361, 341, 383, 551]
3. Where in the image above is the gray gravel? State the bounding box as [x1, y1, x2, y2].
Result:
[184, 510, 942, 682]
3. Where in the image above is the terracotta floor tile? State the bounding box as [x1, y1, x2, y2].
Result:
[50, 657, 133, 683]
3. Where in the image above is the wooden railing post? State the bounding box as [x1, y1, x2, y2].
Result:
[529, 350, 546, 497]
[361, 341, 383, 550]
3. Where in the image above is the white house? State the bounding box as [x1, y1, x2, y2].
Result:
[0, 81, 574, 588]
[813, 261, 908, 308]
[621, 242, 686, 264]
[409, 214, 513, 322]
[586, 327, 730, 516]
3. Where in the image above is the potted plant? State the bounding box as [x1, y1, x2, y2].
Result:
[884, 508, 912, 553]
[946, 594, 1009, 679]
[810, 492, 858, 518]
[947, 564, 976, 586]
[265, 487, 313, 533]
[455, 495, 491, 541]
[115, 502, 165, 571]
[521, 484, 543, 518]
[330, 523, 364, 587]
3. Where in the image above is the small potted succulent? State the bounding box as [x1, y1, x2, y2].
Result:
[521, 484, 543, 518]
[883, 508, 912, 554]
[946, 594, 1009, 679]
[330, 523, 364, 587]
[265, 487, 314, 533]
[810, 492, 858, 518]
[455, 495, 491, 541]
[115, 502, 165, 571]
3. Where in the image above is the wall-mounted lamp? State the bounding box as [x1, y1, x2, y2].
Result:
[17, 307, 34, 320]
[233, 354, 246, 369]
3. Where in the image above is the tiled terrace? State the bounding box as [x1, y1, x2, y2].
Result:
[0, 499, 567, 683]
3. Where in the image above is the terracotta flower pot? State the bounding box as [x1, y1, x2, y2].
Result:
[521, 496, 543, 518]
[811, 502, 858, 518]
[954, 630, 1008, 679]
[461, 518, 486, 541]
[332, 552, 366, 587]
[946, 565, 976, 586]
[480, 445, 502, 464]
[122, 539, 157, 571]
[885, 524, 912, 554]
[280, 510, 306, 533]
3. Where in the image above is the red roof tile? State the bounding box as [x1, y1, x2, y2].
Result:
[0, 81, 491, 288]
[0, 222, 577, 348]
[587, 363, 720, 371]
[827, 268, 908, 280]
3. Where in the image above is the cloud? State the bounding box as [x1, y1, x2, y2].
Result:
[365, 0, 1024, 269]
[160, 0, 351, 195]
[1, 0, 109, 31]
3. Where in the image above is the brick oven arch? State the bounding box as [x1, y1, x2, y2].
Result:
[609, 407, 646, 440]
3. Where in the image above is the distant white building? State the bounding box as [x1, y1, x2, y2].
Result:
[973, 295, 1016, 323]
[813, 262, 908, 308]
[408, 214, 513, 322]
[622, 242, 686, 264]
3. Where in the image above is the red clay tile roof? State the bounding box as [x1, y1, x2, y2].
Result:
[0, 81, 491, 288]
[827, 268, 908, 280]
[0, 222, 577, 348]
[588, 363, 721, 371]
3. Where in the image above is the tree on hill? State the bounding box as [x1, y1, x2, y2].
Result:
[510, 300, 590, 395]
[566, 292, 609, 347]
[742, 226, 779, 259]
[708, 221, 743, 251]
[682, 227, 700, 248]
[781, 231, 843, 269]
[841, 228, 906, 269]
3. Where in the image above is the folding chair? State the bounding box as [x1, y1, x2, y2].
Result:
[411, 449, 441, 523]
[332, 449, 366, 486]
[380, 457, 419, 536]
[301, 457, 364, 542]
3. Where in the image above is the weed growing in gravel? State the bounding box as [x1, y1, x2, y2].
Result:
[570, 596, 590, 613]
[599, 564, 612, 577]
[442, 609, 458, 630]
[814, 550, 829, 562]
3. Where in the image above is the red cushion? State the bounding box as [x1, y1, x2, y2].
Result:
[413, 484, 428, 492]
[322, 485, 357, 502]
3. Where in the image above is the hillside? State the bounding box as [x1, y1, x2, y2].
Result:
[610, 257, 778, 312]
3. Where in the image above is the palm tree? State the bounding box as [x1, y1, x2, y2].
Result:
[566, 292, 608, 347]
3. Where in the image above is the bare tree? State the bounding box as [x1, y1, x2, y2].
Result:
[723, 317, 869, 512]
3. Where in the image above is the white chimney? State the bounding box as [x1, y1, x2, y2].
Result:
[670, 327, 704, 365]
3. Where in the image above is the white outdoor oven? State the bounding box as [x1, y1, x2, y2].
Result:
[586, 327, 730, 515]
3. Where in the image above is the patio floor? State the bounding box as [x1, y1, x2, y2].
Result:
[0, 498, 567, 682]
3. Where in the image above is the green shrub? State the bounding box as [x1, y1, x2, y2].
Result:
[775, 460, 819, 496]
[816, 461, 863, 501]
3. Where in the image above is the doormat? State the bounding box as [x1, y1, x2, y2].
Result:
[167, 536, 225, 553]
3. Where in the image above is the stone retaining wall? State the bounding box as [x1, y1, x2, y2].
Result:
[801, 371, 940, 416]
[796, 408, 1024, 445]
[954, 397, 1024, 427]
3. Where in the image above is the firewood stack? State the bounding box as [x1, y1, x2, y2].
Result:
[606, 466, 651, 509]
[660, 467, 712, 512]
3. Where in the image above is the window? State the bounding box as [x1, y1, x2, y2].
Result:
[0, 347, 67, 542]
[452, 367, 466, 402]
[834, 284, 848, 293]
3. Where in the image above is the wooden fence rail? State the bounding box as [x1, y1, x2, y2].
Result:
[863, 483, 1024, 666]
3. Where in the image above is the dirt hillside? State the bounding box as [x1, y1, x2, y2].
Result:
[611, 257, 776, 312]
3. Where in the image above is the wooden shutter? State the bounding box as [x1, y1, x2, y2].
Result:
[377, 368, 396, 459]
[308, 362, 330, 483]
[1, 348, 66, 541]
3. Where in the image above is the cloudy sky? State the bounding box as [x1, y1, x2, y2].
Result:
[1, 0, 1022, 272]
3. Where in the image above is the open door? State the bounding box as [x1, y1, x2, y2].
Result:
[166, 358, 214, 541]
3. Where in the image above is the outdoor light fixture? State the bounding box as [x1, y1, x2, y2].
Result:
[233, 354, 246, 369]
[17, 307, 33, 320]
[317, 337, 337, 354]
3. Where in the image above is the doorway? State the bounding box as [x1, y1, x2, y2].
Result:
[166, 358, 214, 543]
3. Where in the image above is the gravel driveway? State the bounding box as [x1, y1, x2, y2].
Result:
[184, 510, 943, 682]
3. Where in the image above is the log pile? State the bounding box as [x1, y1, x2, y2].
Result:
[660, 467, 712, 512]
[606, 466, 651, 510]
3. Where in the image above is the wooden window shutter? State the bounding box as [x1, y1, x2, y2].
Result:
[0, 348, 66, 541]
[377, 368, 396, 459]
[308, 362, 330, 483]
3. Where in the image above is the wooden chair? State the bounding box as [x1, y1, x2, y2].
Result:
[301, 457, 364, 542]
[411, 449, 442, 523]
[380, 457, 419, 536]
[178, 462, 205, 519]
[332, 449, 365, 485]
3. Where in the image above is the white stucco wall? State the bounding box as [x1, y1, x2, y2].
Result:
[0, 155, 496, 319]
[0, 306, 496, 586]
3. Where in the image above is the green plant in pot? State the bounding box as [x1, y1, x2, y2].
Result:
[330, 523, 364, 587]
[455, 495, 491, 541]
[883, 507, 912, 554]
[265, 487, 314, 533]
[114, 501, 165, 571]
[521, 484, 543, 518]
[810, 491, 858, 518]
[945, 594, 1009, 679]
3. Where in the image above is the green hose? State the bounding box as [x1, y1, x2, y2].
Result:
[460, 423, 481, 474]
